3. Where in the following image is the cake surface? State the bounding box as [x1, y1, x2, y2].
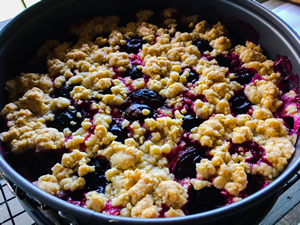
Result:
[0, 7, 299, 218]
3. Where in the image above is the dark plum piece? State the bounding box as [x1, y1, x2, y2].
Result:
[126, 65, 144, 80]
[277, 73, 299, 93]
[186, 70, 200, 84]
[33, 153, 61, 180]
[48, 107, 84, 132]
[128, 89, 164, 108]
[52, 84, 76, 98]
[274, 55, 292, 77]
[58, 189, 87, 207]
[173, 147, 202, 180]
[180, 67, 199, 84]
[187, 186, 227, 214]
[109, 119, 129, 143]
[283, 116, 294, 131]
[214, 53, 242, 73]
[182, 114, 203, 132]
[126, 38, 145, 54]
[215, 55, 232, 69]
[274, 55, 298, 93]
[192, 39, 213, 53]
[245, 174, 266, 195]
[48, 102, 96, 132]
[124, 103, 153, 121]
[83, 157, 111, 193]
[229, 90, 252, 115]
[233, 69, 255, 85]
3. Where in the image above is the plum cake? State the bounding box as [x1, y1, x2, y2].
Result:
[0, 7, 299, 218]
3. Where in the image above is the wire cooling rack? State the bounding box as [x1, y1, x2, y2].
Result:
[0, 179, 36, 225]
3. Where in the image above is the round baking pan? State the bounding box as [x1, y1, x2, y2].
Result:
[0, 0, 299, 224]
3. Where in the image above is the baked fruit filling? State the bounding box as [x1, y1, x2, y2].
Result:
[0, 7, 299, 218]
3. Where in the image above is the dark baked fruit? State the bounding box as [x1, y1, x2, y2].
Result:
[58, 190, 87, 207]
[48, 101, 96, 132]
[182, 114, 203, 132]
[229, 90, 252, 115]
[283, 116, 294, 132]
[124, 103, 153, 121]
[128, 89, 164, 108]
[48, 107, 84, 132]
[215, 55, 232, 69]
[126, 65, 144, 80]
[187, 186, 227, 214]
[83, 157, 111, 193]
[274, 55, 292, 77]
[186, 69, 200, 84]
[33, 153, 61, 180]
[244, 174, 266, 196]
[192, 39, 213, 53]
[52, 84, 76, 99]
[224, 17, 260, 46]
[126, 38, 145, 54]
[233, 68, 255, 85]
[109, 119, 129, 143]
[168, 134, 211, 181]
[173, 147, 202, 180]
[214, 53, 242, 72]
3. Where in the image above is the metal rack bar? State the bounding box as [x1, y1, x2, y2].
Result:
[1, 182, 16, 225]
[0, 180, 36, 225]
